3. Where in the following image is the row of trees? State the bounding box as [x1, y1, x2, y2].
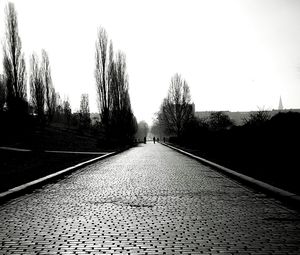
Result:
[135, 120, 149, 141]
[1, 3, 28, 118]
[29, 50, 56, 123]
[1, 3, 137, 145]
[150, 72, 300, 195]
[0, 3, 58, 125]
[0, 3, 89, 128]
[95, 27, 137, 144]
[0, 3, 90, 133]
[150, 73, 281, 142]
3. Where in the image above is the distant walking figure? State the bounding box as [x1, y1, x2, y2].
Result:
[153, 137, 156, 144]
[144, 137, 146, 144]
[163, 137, 166, 143]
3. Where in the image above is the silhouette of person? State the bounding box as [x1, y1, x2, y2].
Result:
[163, 137, 166, 143]
[144, 136, 146, 144]
[153, 137, 156, 144]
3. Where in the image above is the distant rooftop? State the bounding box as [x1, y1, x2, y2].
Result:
[195, 109, 300, 125]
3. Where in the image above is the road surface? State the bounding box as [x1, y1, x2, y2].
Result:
[0, 143, 299, 254]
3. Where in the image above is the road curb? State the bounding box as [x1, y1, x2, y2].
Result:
[0, 150, 122, 204]
[162, 142, 300, 209]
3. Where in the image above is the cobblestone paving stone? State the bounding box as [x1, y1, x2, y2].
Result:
[1, 143, 300, 254]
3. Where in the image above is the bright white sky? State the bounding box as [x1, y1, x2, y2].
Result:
[0, 0, 300, 125]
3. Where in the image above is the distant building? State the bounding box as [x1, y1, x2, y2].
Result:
[278, 96, 283, 111]
[195, 109, 300, 126]
[191, 103, 195, 115]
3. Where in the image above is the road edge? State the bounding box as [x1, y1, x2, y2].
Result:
[0, 149, 125, 204]
[162, 142, 300, 209]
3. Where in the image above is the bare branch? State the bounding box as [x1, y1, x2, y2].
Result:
[3, 2, 27, 114]
[29, 53, 45, 122]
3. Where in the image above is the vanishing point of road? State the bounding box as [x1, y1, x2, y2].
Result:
[0, 143, 300, 254]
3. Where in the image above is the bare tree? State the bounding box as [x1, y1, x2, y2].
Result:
[161, 73, 193, 137]
[50, 86, 57, 117]
[136, 121, 149, 140]
[111, 51, 128, 112]
[110, 50, 137, 141]
[41, 49, 55, 121]
[95, 27, 110, 130]
[79, 93, 90, 129]
[94, 27, 137, 143]
[151, 112, 167, 139]
[53, 92, 63, 122]
[209, 111, 233, 131]
[3, 2, 27, 114]
[243, 110, 271, 128]
[108, 40, 115, 100]
[0, 75, 6, 112]
[29, 53, 45, 122]
[63, 98, 71, 126]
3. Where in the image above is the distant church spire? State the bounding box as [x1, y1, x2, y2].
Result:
[278, 96, 283, 110]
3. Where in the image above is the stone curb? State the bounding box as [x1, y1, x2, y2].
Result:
[162, 142, 300, 209]
[0, 151, 120, 204]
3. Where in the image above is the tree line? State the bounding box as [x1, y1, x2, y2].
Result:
[150, 71, 300, 194]
[151, 73, 300, 144]
[0, 3, 84, 128]
[95, 27, 137, 144]
[0, 3, 137, 145]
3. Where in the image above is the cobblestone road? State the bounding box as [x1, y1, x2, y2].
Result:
[1, 143, 300, 254]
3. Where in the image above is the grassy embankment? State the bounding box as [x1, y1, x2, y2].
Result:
[169, 112, 300, 195]
[0, 124, 115, 192]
